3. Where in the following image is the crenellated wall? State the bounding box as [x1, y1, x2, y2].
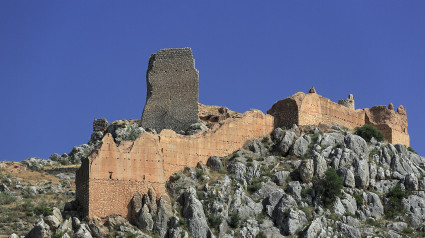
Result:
[76, 110, 274, 218]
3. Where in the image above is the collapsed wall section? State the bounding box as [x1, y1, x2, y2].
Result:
[76, 110, 274, 219]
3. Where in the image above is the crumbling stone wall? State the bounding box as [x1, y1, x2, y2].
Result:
[268, 88, 409, 146]
[338, 94, 355, 110]
[141, 48, 199, 132]
[268, 91, 364, 130]
[364, 105, 409, 145]
[76, 110, 274, 218]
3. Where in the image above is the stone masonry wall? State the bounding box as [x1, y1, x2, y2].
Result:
[76, 110, 274, 219]
[268, 90, 409, 146]
[141, 48, 199, 132]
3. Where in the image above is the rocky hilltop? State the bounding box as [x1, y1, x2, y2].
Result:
[2, 48, 424, 238]
[2, 119, 425, 238]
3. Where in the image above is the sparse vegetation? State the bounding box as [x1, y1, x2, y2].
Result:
[384, 184, 410, 218]
[408, 147, 417, 154]
[315, 168, 343, 208]
[229, 211, 240, 228]
[354, 124, 384, 142]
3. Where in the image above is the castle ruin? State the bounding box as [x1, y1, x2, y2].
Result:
[76, 48, 410, 220]
[267, 88, 409, 146]
[141, 48, 199, 132]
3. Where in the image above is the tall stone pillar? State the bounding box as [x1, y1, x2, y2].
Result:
[141, 48, 199, 132]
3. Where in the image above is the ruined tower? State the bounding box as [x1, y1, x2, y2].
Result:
[338, 94, 355, 110]
[141, 48, 199, 132]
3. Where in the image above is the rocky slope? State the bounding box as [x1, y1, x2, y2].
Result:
[5, 122, 425, 238]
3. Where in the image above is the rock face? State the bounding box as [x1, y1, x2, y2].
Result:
[141, 48, 199, 132]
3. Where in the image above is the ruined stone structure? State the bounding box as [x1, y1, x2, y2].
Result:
[76, 48, 411, 221]
[76, 110, 274, 218]
[141, 48, 199, 132]
[267, 88, 409, 146]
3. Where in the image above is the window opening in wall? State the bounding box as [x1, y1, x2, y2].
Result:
[109, 172, 113, 179]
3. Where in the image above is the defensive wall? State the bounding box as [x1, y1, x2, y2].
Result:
[267, 88, 409, 146]
[76, 110, 274, 218]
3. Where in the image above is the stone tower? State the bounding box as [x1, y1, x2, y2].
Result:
[338, 94, 355, 110]
[141, 48, 199, 132]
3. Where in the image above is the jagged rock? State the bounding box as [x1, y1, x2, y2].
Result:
[181, 187, 213, 238]
[137, 204, 154, 231]
[247, 139, 268, 156]
[8, 234, 19, 238]
[277, 208, 308, 235]
[338, 223, 361, 238]
[185, 122, 208, 135]
[320, 133, 344, 148]
[333, 197, 346, 215]
[303, 216, 327, 238]
[227, 162, 246, 185]
[264, 190, 286, 217]
[344, 134, 369, 157]
[132, 192, 143, 219]
[72, 217, 81, 231]
[0, 183, 10, 193]
[57, 217, 72, 234]
[106, 215, 128, 230]
[405, 173, 419, 191]
[206, 156, 223, 171]
[337, 167, 355, 188]
[299, 159, 314, 183]
[291, 135, 311, 157]
[278, 130, 296, 155]
[272, 171, 290, 186]
[353, 157, 370, 188]
[402, 194, 425, 226]
[26, 219, 51, 238]
[114, 123, 145, 143]
[366, 192, 384, 219]
[73, 224, 92, 238]
[286, 181, 302, 201]
[154, 194, 173, 237]
[88, 217, 108, 238]
[44, 215, 61, 231]
[272, 128, 284, 141]
[313, 152, 327, 178]
[231, 187, 262, 218]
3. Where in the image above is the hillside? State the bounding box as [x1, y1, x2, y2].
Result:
[2, 120, 425, 238]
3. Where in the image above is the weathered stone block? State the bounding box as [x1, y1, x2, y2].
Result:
[141, 48, 199, 132]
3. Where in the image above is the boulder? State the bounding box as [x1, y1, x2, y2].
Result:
[290, 135, 311, 157]
[137, 204, 154, 231]
[181, 187, 212, 238]
[26, 219, 51, 238]
[73, 224, 92, 238]
[272, 171, 290, 186]
[353, 157, 370, 189]
[344, 134, 369, 157]
[278, 131, 296, 155]
[299, 159, 314, 183]
[154, 194, 173, 237]
[206, 156, 224, 171]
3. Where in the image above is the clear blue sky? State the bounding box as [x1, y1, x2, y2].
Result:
[1, 1, 424, 161]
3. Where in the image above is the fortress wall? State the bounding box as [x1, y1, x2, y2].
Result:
[297, 93, 364, 129]
[78, 110, 274, 218]
[266, 98, 299, 128]
[365, 106, 409, 146]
